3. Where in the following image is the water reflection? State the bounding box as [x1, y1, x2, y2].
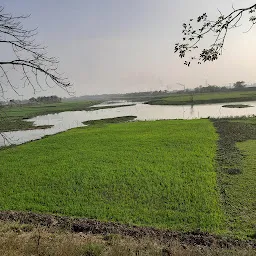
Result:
[1, 101, 255, 147]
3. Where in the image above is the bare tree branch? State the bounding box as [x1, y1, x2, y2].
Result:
[0, 6, 74, 145]
[0, 6, 72, 98]
[174, 4, 256, 66]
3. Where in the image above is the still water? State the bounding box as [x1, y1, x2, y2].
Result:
[1, 101, 255, 147]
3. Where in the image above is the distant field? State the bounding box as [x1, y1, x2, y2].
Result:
[2, 101, 99, 119]
[0, 101, 98, 132]
[230, 117, 256, 125]
[0, 119, 223, 232]
[147, 90, 256, 105]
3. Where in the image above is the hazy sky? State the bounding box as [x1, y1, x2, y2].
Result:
[1, 0, 256, 99]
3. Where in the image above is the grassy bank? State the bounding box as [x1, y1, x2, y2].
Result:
[1, 220, 255, 256]
[83, 116, 136, 126]
[0, 101, 98, 132]
[147, 90, 256, 105]
[222, 104, 253, 108]
[0, 119, 223, 232]
[213, 118, 256, 238]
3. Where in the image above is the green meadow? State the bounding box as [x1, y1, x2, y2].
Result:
[0, 119, 223, 232]
[231, 140, 256, 237]
[213, 117, 256, 238]
[1, 116, 256, 239]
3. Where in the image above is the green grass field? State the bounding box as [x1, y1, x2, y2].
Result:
[231, 140, 256, 237]
[213, 118, 256, 238]
[230, 117, 256, 125]
[0, 119, 223, 232]
[147, 90, 256, 105]
[1, 117, 256, 239]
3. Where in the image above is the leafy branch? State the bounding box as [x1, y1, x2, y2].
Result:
[174, 4, 256, 66]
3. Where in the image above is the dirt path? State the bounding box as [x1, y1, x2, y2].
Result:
[0, 211, 255, 249]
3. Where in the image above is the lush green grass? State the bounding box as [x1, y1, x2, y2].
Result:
[147, 90, 256, 105]
[0, 119, 223, 232]
[212, 119, 256, 238]
[230, 116, 256, 125]
[231, 140, 256, 238]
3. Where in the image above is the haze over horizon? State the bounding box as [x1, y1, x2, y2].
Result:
[1, 0, 256, 100]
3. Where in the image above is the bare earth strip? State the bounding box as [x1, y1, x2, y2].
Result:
[0, 211, 255, 249]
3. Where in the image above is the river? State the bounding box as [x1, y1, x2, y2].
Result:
[1, 101, 255, 147]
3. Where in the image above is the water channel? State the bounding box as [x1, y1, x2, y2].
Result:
[1, 101, 255, 147]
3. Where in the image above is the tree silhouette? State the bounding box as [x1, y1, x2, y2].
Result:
[175, 4, 256, 66]
[233, 81, 246, 89]
[0, 6, 71, 99]
[0, 6, 72, 145]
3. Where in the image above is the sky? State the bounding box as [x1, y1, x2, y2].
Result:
[1, 0, 256, 99]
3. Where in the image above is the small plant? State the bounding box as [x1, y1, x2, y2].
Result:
[79, 243, 104, 256]
[103, 234, 120, 244]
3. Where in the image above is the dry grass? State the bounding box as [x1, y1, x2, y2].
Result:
[0, 221, 255, 256]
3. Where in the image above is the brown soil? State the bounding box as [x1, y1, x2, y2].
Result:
[0, 211, 255, 250]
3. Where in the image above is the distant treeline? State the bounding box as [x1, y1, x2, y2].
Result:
[119, 82, 256, 99]
[64, 81, 256, 102]
[29, 95, 62, 103]
[189, 81, 253, 94]
[1, 95, 62, 106]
